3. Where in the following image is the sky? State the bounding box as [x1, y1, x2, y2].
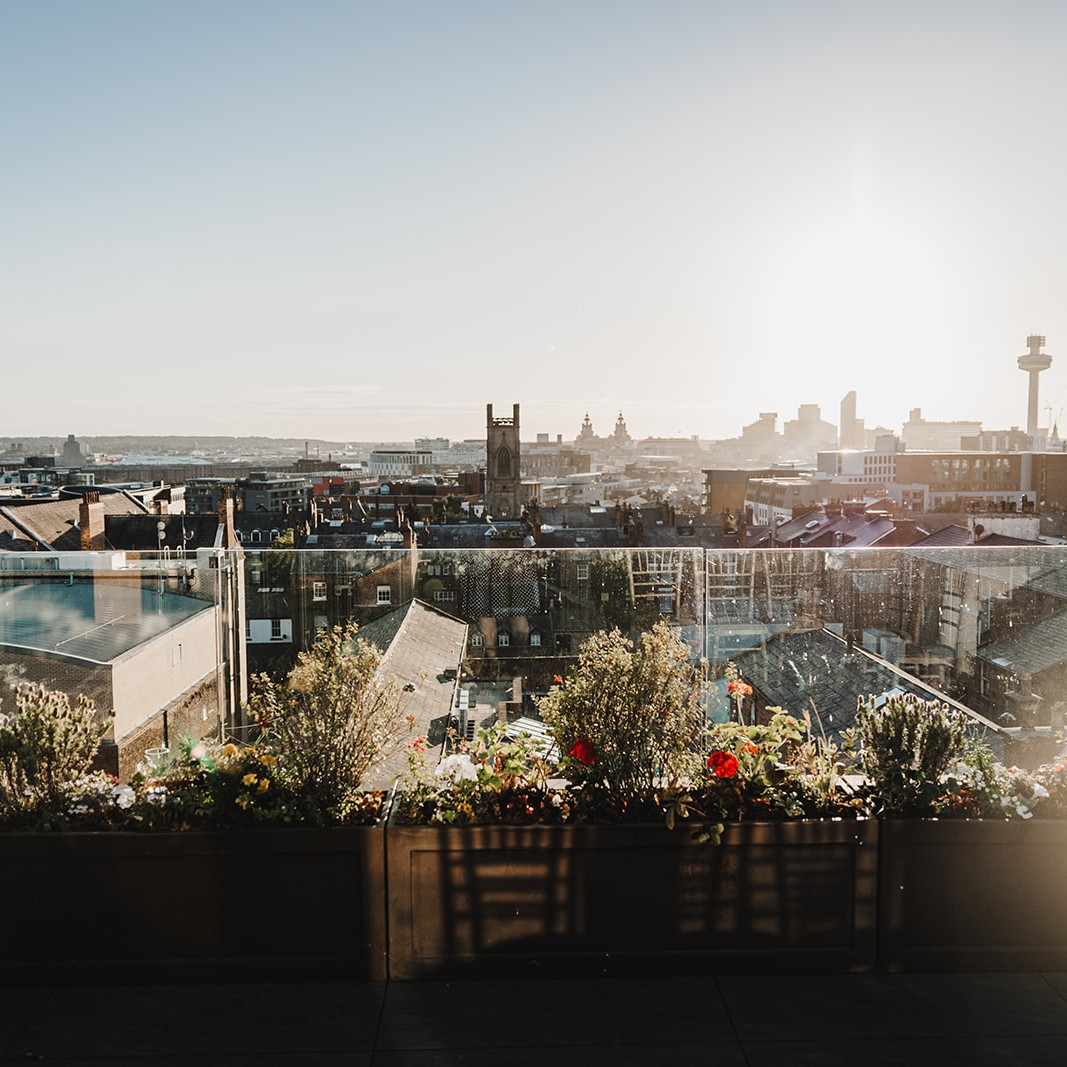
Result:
[4, 0, 1067, 444]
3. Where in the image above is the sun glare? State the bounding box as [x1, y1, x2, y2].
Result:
[766, 210, 953, 362]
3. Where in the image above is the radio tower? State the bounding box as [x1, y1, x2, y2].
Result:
[1018, 334, 1052, 438]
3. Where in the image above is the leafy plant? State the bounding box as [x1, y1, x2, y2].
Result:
[854, 692, 971, 816]
[0, 682, 110, 819]
[246, 622, 406, 822]
[394, 721, 562, 825]
[536, 620, 707, 801]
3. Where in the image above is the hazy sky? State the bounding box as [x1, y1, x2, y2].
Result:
[4, 0, 1067, 443]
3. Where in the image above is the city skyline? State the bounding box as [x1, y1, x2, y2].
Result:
[4, 1, 1067, 441]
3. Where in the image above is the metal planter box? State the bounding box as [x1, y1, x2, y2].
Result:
[879, 819, 1067, 971]
[387, 819, 878, 979]
[0, 827, 387, 982]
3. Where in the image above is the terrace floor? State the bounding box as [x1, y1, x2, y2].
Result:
[4, 971, 1067, 1064]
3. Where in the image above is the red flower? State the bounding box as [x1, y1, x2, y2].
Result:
[553, 674, 563, 684]
[569, 738, 596, 766]
[707, 750, 739, 778]
[727, 679, 753, 698]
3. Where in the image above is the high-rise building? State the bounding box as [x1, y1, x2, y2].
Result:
[839, 391, 862, 450]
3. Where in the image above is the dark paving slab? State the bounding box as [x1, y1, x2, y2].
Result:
[744, 1033, 1067, 1066]
[719, 971, 1067, 1042]
[0, 987, 55, 1057]
[1038, 971, 1067, 1001]
[2, 983, 385, 1061]
[370, 1046, 746, 1066]
[376, 976, 734, 1051]
[1, 1057, 369, 1067]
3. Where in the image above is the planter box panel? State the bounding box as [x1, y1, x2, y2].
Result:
[388, 821, 877, 978]
[879, 820, 1067, 971]
[0, 828, 387, 982]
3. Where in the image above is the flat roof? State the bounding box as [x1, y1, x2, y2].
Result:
[0, 580, 212, 664]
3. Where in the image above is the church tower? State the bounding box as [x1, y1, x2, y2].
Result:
[486, 403, 521, 518]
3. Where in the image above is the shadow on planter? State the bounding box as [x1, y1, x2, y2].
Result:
[0, 827, 387, 984]
[386, 819, 879, 979]
[879, 819, 1067, 971]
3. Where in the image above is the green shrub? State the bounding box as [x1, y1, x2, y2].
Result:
[854, 692, 970, 815]
[0, 682, 109, 819]
[537, 620, 707, 801]
[246, 622, 405, 822]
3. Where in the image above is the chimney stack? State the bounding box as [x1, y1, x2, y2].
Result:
[79, 492, 105, 550]
[217, 487, 239, 549]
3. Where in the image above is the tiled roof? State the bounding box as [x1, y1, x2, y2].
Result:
[0, 493, 147, 551]
[361, 599, 468, 789]
[103, 514, 220, 550]
[911, 524, 971, 546]
[1025, 563, 1067, 601]
[977, 610, 1067, 678]
[734, 628, 1001, 746]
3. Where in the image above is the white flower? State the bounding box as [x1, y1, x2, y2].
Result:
[1032, 782, 1050, 799]
[111, 785, 135, 809]
[434, 754, 478, 783]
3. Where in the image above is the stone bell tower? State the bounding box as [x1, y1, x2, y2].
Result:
[485, 403, 521, 519]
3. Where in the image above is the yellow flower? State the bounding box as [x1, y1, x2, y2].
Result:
[258, 753, 277, 768]
[256, 778, 270, 794]
[219, 744, 238, 760]
[235, 794, 250, 809]
[242, 773, 258, 786]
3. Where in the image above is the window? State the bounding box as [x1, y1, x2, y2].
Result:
[250, 567, 261, 585]
[312, 581, 327, 601]
[497, 632, 510, 647]
[576, 562, 590, 581]
[469, 632, 484, 648]
[433, 590, 456, 602]
[377, 585, 392, 605]
[496, 445, 512, 478]
[270, 618, 283, 639]
[530, 632, 541, 647]
[250, 529, 262, 544]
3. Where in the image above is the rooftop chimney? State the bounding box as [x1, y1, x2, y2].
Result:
[79, 492, 105, 550]
[217, 487, 239, 549]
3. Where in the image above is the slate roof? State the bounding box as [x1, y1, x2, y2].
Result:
[103, 514, 221, 551]
[1025, 563, 1067, 601]
[977, 610, 1067, 678]
[911, 524, 970, 547]
[360, 599, 468, 789]
[0, 493, 147, 551]
[910, 525, 1042, 549]
[733, 628, 1003, 748]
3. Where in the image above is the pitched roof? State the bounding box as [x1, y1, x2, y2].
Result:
[977, 610, 1067, 678]
[734, 627, 1003, 748]
[360, 599, 468, 789]
[910, 524, 970, 547]
[0, 493, 147, 551]
[103, 514, 221, 551]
